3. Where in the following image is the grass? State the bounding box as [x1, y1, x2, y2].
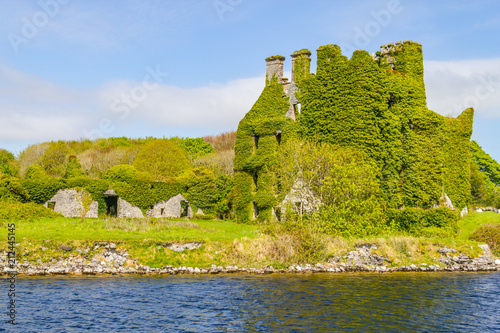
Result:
[458, 211, 500, 239]
[0, 212, 498, 269]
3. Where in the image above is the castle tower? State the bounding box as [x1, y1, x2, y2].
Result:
[291, 49, 311, 83]
[265, 55, 285, 84]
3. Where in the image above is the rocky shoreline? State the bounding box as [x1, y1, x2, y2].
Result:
[2, 242, 499, 276]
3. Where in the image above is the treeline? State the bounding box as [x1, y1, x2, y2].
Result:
[0, 133, 498, 224]
[0, 132, 236, 219]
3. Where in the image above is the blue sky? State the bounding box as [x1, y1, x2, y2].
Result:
[0, 0, 499, 161]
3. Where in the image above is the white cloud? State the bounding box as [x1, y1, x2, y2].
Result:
[424, 58, 500, 118]
[2, 58, 500, 150]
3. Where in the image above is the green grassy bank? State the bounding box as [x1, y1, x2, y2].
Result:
[1, 212, 498, 269]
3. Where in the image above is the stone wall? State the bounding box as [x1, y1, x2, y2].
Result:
[44, 189, 98, 218]
[146, 194, 193, 218]
[117, 198, 144, 218]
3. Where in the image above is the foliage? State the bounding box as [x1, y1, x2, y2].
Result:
[113, 178, 186, 213]
[276, 139, 387, 237]
[42, 141, 70, 177]
[74, 187, 94, 222]
[64, 155, 86, 179]
[470, 224, 500, 255]
[103, 164, 138, 183]
[470, 140, 500, 185]
[64, 177, 110, 215]
[233, 76, 290, 223]
[203, 131, 236, 152]
[193, 150, 234, 176]
[184, 167, 218, 215]
[470, 141, 500, 208]
[0, 149, 19, 177]
[21, 174, 63, 204]
[386, 207, 459, 236]
[176, 137, 214, 159]
[0, 176, 30, 202]
[133, 139, 191, 180]
[0, 201, 62, 221]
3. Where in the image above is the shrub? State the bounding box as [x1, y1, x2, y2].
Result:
[0, 201, 62, 221]
[133, 139, 191, 180]
[0, 176, 29, 202]
[0, 149, 19, 177]
[21, 176, 63, 204]
[64, 155, 86, 179]
[470, 224, 500, 255]
[386, 207, 459, 235]
[103, 164, 138, 183]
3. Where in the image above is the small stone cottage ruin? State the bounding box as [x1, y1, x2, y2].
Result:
[46, 189, 198, 219]
[45, 188, 98, 218]
[146, 194, 193, 218]
[103, 190, 144, 218]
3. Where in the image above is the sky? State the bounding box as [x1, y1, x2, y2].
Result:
[0, 0, 499, 161]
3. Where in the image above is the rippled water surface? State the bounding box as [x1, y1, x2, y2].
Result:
[1, 272, 499, 332]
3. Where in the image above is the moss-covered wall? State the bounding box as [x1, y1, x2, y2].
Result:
[233, 41, 473, 223]
[233, 75, 290, 223]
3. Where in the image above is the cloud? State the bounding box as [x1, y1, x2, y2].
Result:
[2, 57, 500, 152]
[424, 58, 500, 118]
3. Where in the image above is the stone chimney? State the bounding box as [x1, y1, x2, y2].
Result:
[265, 55, 285, 84]
[290, 49, 311, 83]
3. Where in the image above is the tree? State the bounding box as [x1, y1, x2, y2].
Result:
[103, 164, 138, 183]
[0, 149, 19, 177]
[42, 141, 70, 177]
[133, 139, 191, 180]
[64, 155, 86, 179]
[275, 138, 386, 236]
[470, 141, 500, 207]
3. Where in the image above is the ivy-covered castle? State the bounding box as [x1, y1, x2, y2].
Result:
[233, 40, 473, 223]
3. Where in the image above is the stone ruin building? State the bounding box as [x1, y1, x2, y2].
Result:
[233, 40, 474, 223]
[46, 189, 198, 219]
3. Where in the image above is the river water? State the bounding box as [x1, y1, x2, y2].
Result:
[2, 272, 499, 332]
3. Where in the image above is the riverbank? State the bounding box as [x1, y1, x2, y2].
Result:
[1, 213, 499, 276]
[1, 240, 498, 276]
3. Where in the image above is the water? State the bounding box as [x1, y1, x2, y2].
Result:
[2, 272, 499, 332]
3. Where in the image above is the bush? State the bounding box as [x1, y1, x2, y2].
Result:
[21, 177, 63, 204]
[0, 176, 29, 202]
[470, 224, 500, 255]
[0, 149, 19, 177]
[0, 201, 62, 221]
[133, 139, 191, 180]
[64, 155, 86, 178]
[386, 207, 459, 235]
[103, 164, 138, 183]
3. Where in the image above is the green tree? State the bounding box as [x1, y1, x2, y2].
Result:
[103, 164, 138, 183]
[470, 141, 500, 207]
[42, 141, 70, 177]
[133, 139, 191, 180]
[64, 155, 86, 179]
[0, 149, 19, 177]
[470, 141, 500, 185]
[276, 139, 386, 236]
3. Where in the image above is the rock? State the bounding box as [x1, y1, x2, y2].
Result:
[59, 245, 72, 251]
[164, 242, 203, 252]
[461, 206, 468, 217]
[495, 259, 500, 265]
[194, 267, 200, 273]
[478, 244, 490, 252]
